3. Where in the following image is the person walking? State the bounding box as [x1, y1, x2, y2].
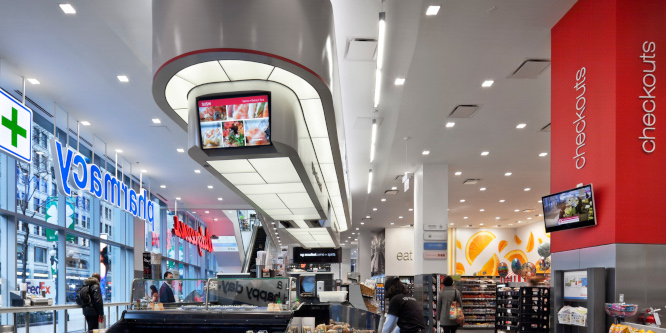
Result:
[78, 273, 105, 331]
[159, 271, 176, 303]
[436, 276, 463, 333]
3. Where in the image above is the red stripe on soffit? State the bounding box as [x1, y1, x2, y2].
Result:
[154, 48, 329, 88]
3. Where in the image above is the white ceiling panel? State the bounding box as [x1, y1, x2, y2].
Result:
[290, 207, 319, 215]
[278, 193, 315, 209]
[246, 194, 287, 209]
[236, 183, 306, 195]
[174, 109, 188, 122]
[263, 209, 292, 216]
[177, 61, 230, 85]
[209, 159, 255, 174]
[249, 157, 301, 184]
[326, 182, 341, 197]
[268, 67, 320, 100]
[319, 163, 337, 183]
[271, 214, 321, 220]
[301, 99, 329, 138]
[222, 173, 266, 185]
[165, 75, 195, 111]
[312, 138, 335, 164]
[219, 60, 274, 81]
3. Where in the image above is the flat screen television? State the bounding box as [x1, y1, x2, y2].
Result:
[542, 184, 596, 233]
[196, 91, 271, 149]
[293, 247, 341, 263]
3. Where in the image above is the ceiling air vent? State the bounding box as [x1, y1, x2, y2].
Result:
[385, 190, 399, 195]
[509, 59, 551, 79]
[463, 179, 482, 185]
[345, 38, 378, 61]
[449, 105, 481, 118]
[539, 123, 551, 132]
[14, 90, 53, 117]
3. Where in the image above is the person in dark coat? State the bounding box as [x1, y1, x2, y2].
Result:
[159, 271, 176, 303]
[82, 273, 105, 331]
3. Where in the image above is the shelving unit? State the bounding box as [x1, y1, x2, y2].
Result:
[495, 286, 550, 333]
[375, 283, 385, 313]
[415, 274, 438, 333]
[460, 278, 497, 329]
[495, 287, 521, 333]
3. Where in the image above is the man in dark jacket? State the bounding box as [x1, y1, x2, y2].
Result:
[159, 271, 176, 303]
[82, 273, 105, 330]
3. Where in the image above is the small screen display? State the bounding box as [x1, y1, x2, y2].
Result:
[293, 247, 341, 263]
[197, 93, 271, 149]
[542, 184, 596, 233]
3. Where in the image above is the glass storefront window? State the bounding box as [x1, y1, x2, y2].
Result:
[16, 125, 56, 223]
[16, 221, 59, 304]
[100, 242, 123, 303]
[65, 234, 92, 304]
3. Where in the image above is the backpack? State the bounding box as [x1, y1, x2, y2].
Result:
[76, 285, 92, 307]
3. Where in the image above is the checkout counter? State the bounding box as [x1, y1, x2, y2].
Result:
[106, 277, 380, 333]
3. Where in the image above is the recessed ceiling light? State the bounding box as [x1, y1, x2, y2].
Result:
[59, 3, 76, 14]
[390, 222, 394, 225]
[480, 187, 486, 191]
[482, 80, 494, 87]
[214, 218, 218, 221]
[352, 232, 355, 235]
[399, 216, 403, 219]
[356, 228, 359, 230]
[205, 211, 209, 214]
[504, 172, 512, 176]
[395, 78, 405, 85]
[152, 118, 161, 124]
[175, 197, 181, 201]
[355, 238, 358, 241]
[446, 122, 455, 128]
[495, 217, 500, 219]
[528, 217, 533, 220]
[464, 216, 468, 219]
[518, 221, 522, 223]
[516, 123, 527, 129]
[271, 222, 275, 225]
[479, 223, 484, 226]
[454, 171, 462, 176]
[177, 148, 185, 153]
[208, 185, 213, 189]
[426, 5, 441, 15]
[115, 149, 123, 153]
[538, 200, 542, 203]
[409, 208, 413, 211]
[361, 222, 365, 225]
[160, 185, 166, 188]
[381, 198, 386, 202]
[391, 186, 397, 190]
[348, 236, 351, 239]
[140, 169, 147, 173]
[479, 209, 485, 212]
[218, 197, 223, 201]
[117, 75, 129, 82]
[460, 199, 465, 202]
[373, 208, 378, 211]
[450, 223, 455, 225]
[499, 199, 505, 203]
[194, 169, 201, 173]
[366, 216, 370, 219]
[539, 152, 548, 157]
[538, 214, 543, 216]
[524, 188, 531, 191]
[422, 150, 430, 155]
[481, 151, 489, 156]
[275, 233, 279, 235]
[515, 209, 520, 212]
[80, 121, 91, 126]
[509, 223, 513, 226]
[27, 78, 40, 85]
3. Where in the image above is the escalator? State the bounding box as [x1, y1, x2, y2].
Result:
[242, 226, 267, 274]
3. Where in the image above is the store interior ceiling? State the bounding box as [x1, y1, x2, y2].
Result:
[0, 0, 577, 248]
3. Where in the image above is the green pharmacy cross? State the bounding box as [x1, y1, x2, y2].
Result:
[2, 107, 27, 147]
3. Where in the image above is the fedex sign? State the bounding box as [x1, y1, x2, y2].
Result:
[26, 280, 55, 298]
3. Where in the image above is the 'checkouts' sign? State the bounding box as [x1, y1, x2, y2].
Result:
[0, 89, 32, 163]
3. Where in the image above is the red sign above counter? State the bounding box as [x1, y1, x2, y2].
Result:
[172, 216, 213, 256]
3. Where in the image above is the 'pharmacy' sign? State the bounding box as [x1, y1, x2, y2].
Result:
[51, 139, 155, 223]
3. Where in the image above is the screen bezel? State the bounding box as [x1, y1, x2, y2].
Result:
[292, 247, 342, 263]
[542, 184, 597, 233]
[195, 91, 272, 150]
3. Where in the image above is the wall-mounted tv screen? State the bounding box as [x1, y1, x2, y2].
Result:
[197, 92, 271, 149]
[542, 184, 596, 233]
[293, 247, 341, 263]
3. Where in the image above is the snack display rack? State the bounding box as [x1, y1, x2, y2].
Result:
[495, 286, 521, 333]
[519, 287, 551, 333]
[460, 278, 497, 329]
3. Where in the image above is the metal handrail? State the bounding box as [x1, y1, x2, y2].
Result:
[242, 225, 260, 273]
[0, 302, 131, 333]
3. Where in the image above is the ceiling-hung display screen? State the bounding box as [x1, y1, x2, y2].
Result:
[197, 92, 271, 149]
[293, 247, 341, 263]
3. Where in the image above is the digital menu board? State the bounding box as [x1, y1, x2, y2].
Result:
[197, 92, 271, 149]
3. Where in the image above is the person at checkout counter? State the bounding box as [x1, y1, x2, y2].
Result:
[160, 271, 176, 303]
[381, 277, 426, 333]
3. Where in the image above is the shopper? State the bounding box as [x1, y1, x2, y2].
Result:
[436, 276, 463, 333]
[159, 271, 176, 303]
[381, 276, 426, 333]
[78, 273, 105, 331]
[150, 285, 159, 303]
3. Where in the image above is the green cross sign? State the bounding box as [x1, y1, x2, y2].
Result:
[2, 107, 27, 147]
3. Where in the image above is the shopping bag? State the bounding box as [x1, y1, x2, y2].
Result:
[449, 301, 465, 325]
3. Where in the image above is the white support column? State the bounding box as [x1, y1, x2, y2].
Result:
[413, 164, 449, 275]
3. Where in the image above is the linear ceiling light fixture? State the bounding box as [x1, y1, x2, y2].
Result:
[374, 12, 386, 108]
[370, 117, 378, 162]
[367, 169, 373, 194]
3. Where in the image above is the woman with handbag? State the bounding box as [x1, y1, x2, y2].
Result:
[436, 276, 463, 333]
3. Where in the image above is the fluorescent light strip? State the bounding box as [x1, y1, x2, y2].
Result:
[377, 13, 386, 70]
[374, 68, 382, 108]
[368, 169, 373, 194]
[371, 119, 378, 145]
[370, 143, 376, 163]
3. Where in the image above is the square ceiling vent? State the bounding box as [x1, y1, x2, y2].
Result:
[345, 38, 378, 61]
[509, 59, 551, 79]
[463, 179, 482, 185]
[449, 105, 481, 118]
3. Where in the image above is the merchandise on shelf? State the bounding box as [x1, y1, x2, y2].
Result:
[460, 278, 497, 329]
[496, 286, 551, 333]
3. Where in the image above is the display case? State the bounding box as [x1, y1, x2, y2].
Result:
[460, 278, 497, 329]
[415, 274, 439, 332]
[108, 278, 293, 333]
[496, 285, 521, 333]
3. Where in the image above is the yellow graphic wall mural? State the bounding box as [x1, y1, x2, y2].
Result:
[453, 223, 550, 276]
